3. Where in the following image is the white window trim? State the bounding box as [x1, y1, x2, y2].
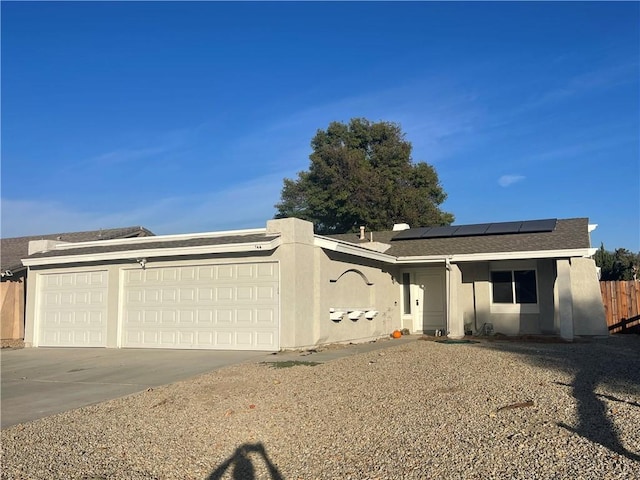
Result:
[489, 262, 539, 314]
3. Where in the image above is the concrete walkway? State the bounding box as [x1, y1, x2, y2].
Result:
[1, 336, 416, 429]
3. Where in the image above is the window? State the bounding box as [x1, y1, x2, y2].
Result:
[402, 272, 411, 314]
[491, 270, 537, 304]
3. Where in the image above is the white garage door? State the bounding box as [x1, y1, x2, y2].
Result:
[121, 262, 279, 351]
[37, 271, 108, 347]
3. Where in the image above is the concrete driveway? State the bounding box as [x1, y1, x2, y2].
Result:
[1, 348, 268, 429]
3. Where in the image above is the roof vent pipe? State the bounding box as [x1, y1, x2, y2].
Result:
[359, 226, 365, 240]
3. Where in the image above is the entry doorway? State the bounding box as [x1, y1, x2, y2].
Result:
[414, 270, 446, 334]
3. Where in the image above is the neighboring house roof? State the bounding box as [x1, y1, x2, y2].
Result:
[327, 218, 592, 259]
[1, 226, 154, 276]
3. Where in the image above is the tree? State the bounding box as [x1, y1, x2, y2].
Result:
[274, 118, 454, 234]
[594, 243, 640, 281]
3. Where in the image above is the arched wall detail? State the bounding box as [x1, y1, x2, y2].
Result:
[329, 268, 374, 286]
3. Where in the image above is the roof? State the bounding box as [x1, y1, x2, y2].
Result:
[327, 218, 592, 258]
[25, 233, 277, 260]
[20, 227, 282, 267]
[15, 218, 594, 270]
[1, 226, 154, 275]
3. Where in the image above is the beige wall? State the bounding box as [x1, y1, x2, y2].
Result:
[25, 218, 401, 350]
[457, 257, 607, 337]
[458, 259, 556, 336]
[568, 257, 608, 336]
[24, 218, 606, 348]
[312, 250, 400, 348]
[267, 218, 317, 349]
[268, 218, 400, 349]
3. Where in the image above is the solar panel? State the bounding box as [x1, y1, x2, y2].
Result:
[391, 218, 558, 241]
[485, 221, 523, 235]
[452, 223, 491, 237]
[392, 227, 432, 241]
[518, 218, 557, 233]
[421, 226, 459, 238]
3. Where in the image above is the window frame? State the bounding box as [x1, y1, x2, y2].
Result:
[489, 262, 539, 314]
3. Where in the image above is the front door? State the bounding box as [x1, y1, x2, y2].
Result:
[414, 270, 446, 334]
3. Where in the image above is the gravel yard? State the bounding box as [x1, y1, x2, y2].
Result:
[2, 336, 639, 479]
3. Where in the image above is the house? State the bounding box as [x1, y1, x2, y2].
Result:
[1, 227, 154, 342]
[19, 217, 607, 351]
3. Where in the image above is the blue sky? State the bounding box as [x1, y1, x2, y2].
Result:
[2, 1, 638, 251]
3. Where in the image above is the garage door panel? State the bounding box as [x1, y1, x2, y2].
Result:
[122, 263, 279, 350]
[198, 266, 215, 280]
[217, 287, 234, 301]
[37, 271, 108, 347]
[217, 265, 234, 280]
[237, 286, 253, 300]
[181, 268, 196, 281]
[256, 309, 275, 325]
[236, 309, 253, 324]
[180, 288, 196, 302]
[236, 331, 253, 346]
[216, 309, 233, 324]
[198, 288, 214, 301]
[216, 331, 233, 346]
[257, 285, 276, 300]
[178, 310, 194, 324]
[42, 330, 58, 344]
[257, 263, 276, 277]
[256, 331, 276, 347]
[144, 311, 159, 324]
[127, 290, 144, 303]
[197, 310, 214, 324]
[237, 264, 255, 278]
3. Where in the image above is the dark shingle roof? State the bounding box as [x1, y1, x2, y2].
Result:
[328, 218, 591, 257]
[1, 226, 154, 273]
[25, 233, 277, 260]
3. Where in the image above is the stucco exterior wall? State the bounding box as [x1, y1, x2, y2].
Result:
[24, 218, 604, 348]
[25, 218, 401, 350]
[313, 251, 400, 347]
[268, 218, 400, 349]
[267, 218, 316, 349]
[569, 257, 608, 336]
[458, 263, 484, 333]
[458, 259, 557, 336]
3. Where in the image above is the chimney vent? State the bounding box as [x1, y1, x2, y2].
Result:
[359, 226, 366, 240]
[393, 223, 410, 231]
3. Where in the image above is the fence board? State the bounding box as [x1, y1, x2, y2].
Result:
[600, 281, 640, 333]
[1, 280, 25, 340]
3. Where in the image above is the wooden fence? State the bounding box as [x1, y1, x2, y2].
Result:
[1, 280, 25, 340]
[600, 280, 640, 333]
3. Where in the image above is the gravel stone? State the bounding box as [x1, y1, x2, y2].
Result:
[2, 336, 639, 479]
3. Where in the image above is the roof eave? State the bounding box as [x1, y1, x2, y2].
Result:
[314, 236, 397, 263]
[21, 237, 282, 267]
[447, 248, 596, 262]
[50, 227, 268, 251]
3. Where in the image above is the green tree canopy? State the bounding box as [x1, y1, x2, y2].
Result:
[594, 243, 640, 281]
[274, 118, 454, 234]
